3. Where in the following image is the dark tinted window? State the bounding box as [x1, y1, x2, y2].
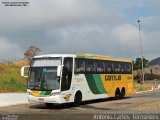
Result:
[74, 58, 132, 74]
[85, 60, 96, 73]
[75, 59, 85, 73]
[96, 60, 105, 73]
[61, 57, 73, 91]
[126, 63, 132, 74]
[120, 63, 126, 73]
[104, 62, 113, 73]
[112, 62, 133, 74]
[113, 62, 121, 73]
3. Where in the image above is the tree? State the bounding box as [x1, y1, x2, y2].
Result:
[133, 57, 149, 70]
[24, 45, 41, 60]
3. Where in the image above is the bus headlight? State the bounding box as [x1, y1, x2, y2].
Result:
[51, 92, 60, 96]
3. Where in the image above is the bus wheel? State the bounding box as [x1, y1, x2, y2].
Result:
[45, 103, 54, 108]
[115, 88, 121, 99]
[120, 88, 125, 99]
[73, 91, 82, 107]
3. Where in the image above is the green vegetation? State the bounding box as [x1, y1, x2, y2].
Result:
[0, 60, 29, 93]
[135, 86, 147, 92]
[133, 57, 149, 70]
[0, 45, 41, 93]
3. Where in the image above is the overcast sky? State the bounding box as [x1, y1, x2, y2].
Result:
[0, 0, 160, 60]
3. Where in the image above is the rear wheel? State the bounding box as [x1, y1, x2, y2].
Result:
[120, 88, 125, 99]
[73, 92, 82, 107]
[115, 88, 121, 99]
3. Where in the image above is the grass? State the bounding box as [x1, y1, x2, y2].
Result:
[134, 80, 158, 92]
[0, 60, 29, 93]
[135, 86, 147, 91]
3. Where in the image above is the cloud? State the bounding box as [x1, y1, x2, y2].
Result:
[41, 21, 160, 60]
[0, 0, 122, 59]
[0, 37, 23, 59]
[112, 24, 139, 48]
[142, 16, 160, 31]
[0, 0, 160, 60]
[41, 24, 141, 59]
[110, 21, 160, 60]
[0, 0, 120, 34]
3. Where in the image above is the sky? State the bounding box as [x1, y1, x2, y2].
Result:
[0, 0, 160, 60]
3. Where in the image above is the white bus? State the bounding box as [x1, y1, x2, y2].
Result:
[21, 53, 133, 107]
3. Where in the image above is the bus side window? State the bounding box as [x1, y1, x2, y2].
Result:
[105, 62, 113, 74]
[120, 62, 126, 73]
[113, 62, 121, 74]
[75, 59, 85, 73]
[126, 63, 132, 74]
[85, 60, 96, 73]
[96, 60, 105, 73]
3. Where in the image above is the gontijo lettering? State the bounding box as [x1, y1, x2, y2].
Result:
[105, 75, 121, 81]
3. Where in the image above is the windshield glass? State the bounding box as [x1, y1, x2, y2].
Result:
[28, 57, 61, 90]
[28, 67, 60, 90]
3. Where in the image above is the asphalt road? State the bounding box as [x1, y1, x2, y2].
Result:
[0, 90, 160, 120]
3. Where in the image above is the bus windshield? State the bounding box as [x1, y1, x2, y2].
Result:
[28, 67, 60, 90]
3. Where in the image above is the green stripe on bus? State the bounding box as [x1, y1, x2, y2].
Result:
[93, 74, 106, 94]
[85, 74, 101, 94]
[40, 91, 51, 96]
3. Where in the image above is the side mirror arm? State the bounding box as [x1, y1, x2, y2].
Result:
[21, 65, 30, 78]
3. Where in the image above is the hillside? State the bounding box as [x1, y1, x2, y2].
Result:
[149, 57, 160, 66]
[0, 60, 29, 93]
[147, 57, 160, 79]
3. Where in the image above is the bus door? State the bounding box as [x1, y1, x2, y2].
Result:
[61, 57, 73, 93]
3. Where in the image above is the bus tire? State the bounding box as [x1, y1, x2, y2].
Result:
[115, 88, 121, 99]
[45, 103, 54, 108]
[73, 91, 82, 107]
[120, 88, 125, 99]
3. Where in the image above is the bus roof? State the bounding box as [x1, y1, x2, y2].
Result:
[77, 53, 132, 63]
[33, 54, 76, 58]
[33, 53, 132, 63]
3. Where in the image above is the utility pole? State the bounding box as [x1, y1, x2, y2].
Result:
[138, 20, 144, 84]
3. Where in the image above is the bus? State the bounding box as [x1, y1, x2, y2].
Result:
[21, 53, 133, 107]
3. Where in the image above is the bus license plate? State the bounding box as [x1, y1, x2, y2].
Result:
[38, 98, 44, 102]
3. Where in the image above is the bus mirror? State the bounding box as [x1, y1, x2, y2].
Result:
[57, 65, 63, 77]
[21, 65, 30, 78]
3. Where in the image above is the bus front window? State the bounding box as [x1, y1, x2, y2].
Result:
[43, 68, 59, 90]
[28, 67, 60, 90]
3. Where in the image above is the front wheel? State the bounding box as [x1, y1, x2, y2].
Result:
[73, 92, 82, 107]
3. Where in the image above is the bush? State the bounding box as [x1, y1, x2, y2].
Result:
[0, 62, 27, 93]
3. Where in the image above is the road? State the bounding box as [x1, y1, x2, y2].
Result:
[0, 93, 27, 107]
[0, 90, 160, 120]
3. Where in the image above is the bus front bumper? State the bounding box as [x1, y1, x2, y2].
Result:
[28, 95, 65, 104]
